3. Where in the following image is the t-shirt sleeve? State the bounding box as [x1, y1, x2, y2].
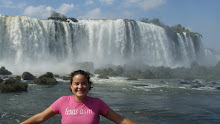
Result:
[98, 98, 110, 116]
[51, 97, 63, 114]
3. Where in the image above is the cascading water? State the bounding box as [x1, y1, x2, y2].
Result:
[0, 15, 206, 74]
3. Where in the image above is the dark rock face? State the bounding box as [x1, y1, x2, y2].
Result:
[0, 66, 12, 75]
[68, 18, 78, 22]
[22, 72, 35, 80]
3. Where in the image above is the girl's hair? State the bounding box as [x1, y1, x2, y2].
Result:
[69, 70, 93, 92]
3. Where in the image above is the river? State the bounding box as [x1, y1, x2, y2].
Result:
[0, 76, 220, 124]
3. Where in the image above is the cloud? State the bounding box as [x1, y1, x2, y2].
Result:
[78, 8, 135, 19]
[86, 0, 94, 5]
[0, 0, 26, 9]
[99, 0, 114, 5]
[23, 3, 74, 19]
[123, 0, 166, 10]
[56, 3, 74, 15]
[79, 8, 102, 19]
[23, 5, 53, 19]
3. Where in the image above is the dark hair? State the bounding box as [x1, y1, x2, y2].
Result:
[69, 70, 93, 92]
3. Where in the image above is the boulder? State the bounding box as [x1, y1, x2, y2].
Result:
[41, 72, 54, 78]
[34, 77, 57, 85]
[127, 77, 138, 80]
[5, 78, 16, 84]
[22, 72, 35, 80]
[216, 87, 220, 90]
[0, 78, 3, 83]
[16, 76, 21, 82]
[62, 76, 71, 81]
[97, 74, 109, 79]
[179, 81, 189, 84]
[0, 66, 12, 75]
[33, 72, 57, 85]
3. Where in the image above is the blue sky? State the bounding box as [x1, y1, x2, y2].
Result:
[0, 0, 219, 52]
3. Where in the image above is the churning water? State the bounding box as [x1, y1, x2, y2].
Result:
[0, 76, 220, 124]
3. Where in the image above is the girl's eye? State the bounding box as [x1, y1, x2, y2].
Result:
[73, 83, 78, 86]
[82, 82, 87, 86]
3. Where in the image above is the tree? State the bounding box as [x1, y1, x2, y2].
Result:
[140, 18, 149, 23]
[48, 11, 67, 21]
[149, 18, 164, 27]
[51, 11, 60, 18]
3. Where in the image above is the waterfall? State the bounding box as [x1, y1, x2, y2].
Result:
[0, 15, 206, 73]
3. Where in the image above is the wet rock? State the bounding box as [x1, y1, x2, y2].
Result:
[210, 81, 217, 85]
[180, 81, 189, 84]
[42, 72, 54, 78]
[22, 72, 35, 80]
[215, 86, 220, 90]
[97, 74, 109, 79]
[0, 78, 3, 83]
[62, 76, 71, 81]
[160, 81, 165, 83]
[15, 76, 21, 82]
[132, 84, 149, 87]
[33, 72, 57, 85]
[127, 77, 137, 80]
[191, 84, 204, 88]
[0, 66, 12, 75]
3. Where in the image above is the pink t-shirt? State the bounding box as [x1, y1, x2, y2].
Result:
[51, 95, 110, 124]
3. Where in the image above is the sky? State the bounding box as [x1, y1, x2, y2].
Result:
[0, 0, 219, 52]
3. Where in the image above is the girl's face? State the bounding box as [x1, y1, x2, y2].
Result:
[70, 74, 90, 100]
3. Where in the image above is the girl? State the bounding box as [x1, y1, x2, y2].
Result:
[21, 70, 135, 124]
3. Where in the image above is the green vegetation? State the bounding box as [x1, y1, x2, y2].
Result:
[140, 18, 202, 38]
[0, 66, 12, 75]
[94, 61, 220, 80]
[0, 78, 28, 93]
[34, 72, 57, 85]
[48, 11, 78, 22]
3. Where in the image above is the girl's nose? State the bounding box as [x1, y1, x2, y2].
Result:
[78, 84, 82, 88]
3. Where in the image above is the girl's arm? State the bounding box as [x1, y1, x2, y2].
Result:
[20, 106, 56, 124]
[104, 108, 136, 124]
